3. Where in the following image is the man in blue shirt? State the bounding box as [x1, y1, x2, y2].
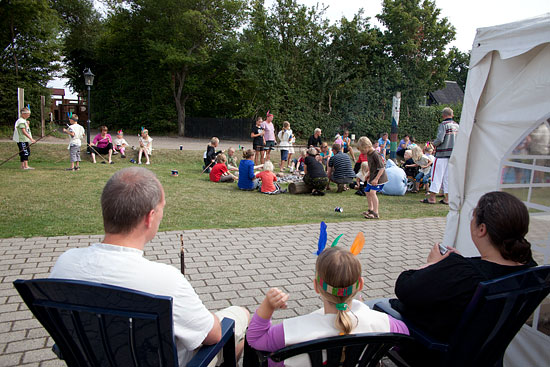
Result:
[378, 132, 391, 157]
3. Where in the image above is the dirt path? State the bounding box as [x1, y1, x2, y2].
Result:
[1, 133, 251, 152]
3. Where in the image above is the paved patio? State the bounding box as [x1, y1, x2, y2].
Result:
[1, 215, 548, 366]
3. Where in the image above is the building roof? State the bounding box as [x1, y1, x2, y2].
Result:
[428, 81, 464, 105]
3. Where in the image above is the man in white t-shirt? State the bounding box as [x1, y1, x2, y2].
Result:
[12, 107, 35, 170]
[50, 167, 249, 366]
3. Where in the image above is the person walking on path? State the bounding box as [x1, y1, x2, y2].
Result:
[12, 107, 36, 170]
[422, 107, 459, 205]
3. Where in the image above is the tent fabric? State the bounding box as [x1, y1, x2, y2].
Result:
[442, 14, 550, 366]
[443, 13, 550, 256]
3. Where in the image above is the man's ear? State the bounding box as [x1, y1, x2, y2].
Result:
[143, 209, 155, 228]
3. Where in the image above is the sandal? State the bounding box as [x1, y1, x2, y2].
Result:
[361, 210, 374, 216]
[410, 189, 419, 193]
[421, 198, 436, 204]
[364, 212, 379, 219]
[439, 199, 449, 205]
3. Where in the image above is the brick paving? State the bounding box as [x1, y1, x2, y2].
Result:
[0, 218, 444, 366]
[1, 215, 547, 366]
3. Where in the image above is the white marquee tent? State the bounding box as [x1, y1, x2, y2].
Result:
[442, 14, 550, 365]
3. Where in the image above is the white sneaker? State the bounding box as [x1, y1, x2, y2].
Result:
[145, 162, 150, 165]
[138, 162, 142, 165]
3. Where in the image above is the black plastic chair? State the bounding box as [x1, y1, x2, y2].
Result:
[13, 278, 236, 367]
[374, 265, 550, 367]
[253, 332, 413, 367]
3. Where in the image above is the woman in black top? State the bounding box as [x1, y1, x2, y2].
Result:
[303, 148, 328, 196]
[391, 191, 536, 365]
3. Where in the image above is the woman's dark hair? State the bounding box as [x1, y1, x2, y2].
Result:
[474, 191, 532, 264]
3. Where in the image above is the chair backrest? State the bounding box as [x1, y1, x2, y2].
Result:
[14, 278, 178, 367]
[268, 332, 413, 367]
[445, 265, 550, 366]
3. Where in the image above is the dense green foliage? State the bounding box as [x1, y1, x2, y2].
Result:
[0, 0, 60, 123]
[0, 0, 470, 142]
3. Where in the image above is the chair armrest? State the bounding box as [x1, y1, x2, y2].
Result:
[374, 299, 449, 352]
[187, 318, 236, 367]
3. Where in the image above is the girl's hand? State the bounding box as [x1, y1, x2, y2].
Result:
[266, 288, 289, 310]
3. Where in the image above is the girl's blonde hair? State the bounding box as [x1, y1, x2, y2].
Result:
[283, 121, 290, 129]
[360, 161, 369, 174]
[141, 129, 149, 135]
[411, 146, 423, 161]
[300, 148, 307, 157]
[263, 160, 274, 172]
[357, 136, 372, 151]
[316, 247, 361, 335]
[404, 149, 412, 159]
[215, 153, 227, 163]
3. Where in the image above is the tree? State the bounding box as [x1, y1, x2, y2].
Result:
[447, 46, 469, 91]
[0, 0, 60, 124]
[134, 0, 247, 136]
[377, 0, 456, 107]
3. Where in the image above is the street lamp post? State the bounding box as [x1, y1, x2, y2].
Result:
[83, 68, 95, 153]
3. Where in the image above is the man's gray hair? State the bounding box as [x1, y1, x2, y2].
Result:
[442, 107, 454, 118]
[314, 128, 322, 135]
[101, 167, 163, 234]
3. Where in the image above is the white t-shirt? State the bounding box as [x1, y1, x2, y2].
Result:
[277, 129, 293, 149]
[356, 170, 368, 182]
[113, 137, 128, 147]
[282, 300, 391, 367]
[68, 124, 85, 147]
[13, 118, 31, 143]
[139, 136, 153, 154]
[50, 243, 214, 366]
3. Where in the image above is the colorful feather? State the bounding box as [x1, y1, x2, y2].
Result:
[331, 234, 344, 247]
[316, 221, 327, 255]
[350, 232, 365, 256]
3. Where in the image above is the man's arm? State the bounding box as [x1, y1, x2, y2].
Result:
[202, 312, 222, 345]
[432, 123, 445, 147]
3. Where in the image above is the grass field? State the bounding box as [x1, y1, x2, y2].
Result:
[0, 142, 449, 238]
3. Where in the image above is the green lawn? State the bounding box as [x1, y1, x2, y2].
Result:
[0, 142, 449, 238]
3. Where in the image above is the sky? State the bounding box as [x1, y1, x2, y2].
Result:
[49, 0, 550, 97]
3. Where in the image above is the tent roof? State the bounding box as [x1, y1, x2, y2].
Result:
[470, 13, 550, 67]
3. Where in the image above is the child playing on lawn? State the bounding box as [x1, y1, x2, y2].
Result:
[227, 147, 239, 172]
[246, 246, 408, 366]
[62, 114, 85, 171]
[113, 130, 128, 158]
[138, 128, 153, 165]
[277, 121, 293, 171]
[255, 161, 283, 194]
[353, 161, 369, 196]
[210, 154, 237, 183]
[409, 146, 433, 193]
[204, 137, 223, 173]
[357, 137, 388, 219]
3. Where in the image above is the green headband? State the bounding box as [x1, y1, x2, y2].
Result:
[317, 274, 360, 297]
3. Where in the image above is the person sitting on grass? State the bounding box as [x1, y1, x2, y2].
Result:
[138, 128, 153, 165]
[91, 125, 114, 164]
[227, 147, 239, 172]
[303, 148, 328, 196]
[204, 137, 223, 173]
[409, 146, 432, 193]
[113, 130, 128, 158]
[245, 246, 408, 366]
[210, 154, 236, 183]
[352, 161, 369, 196]
[238, 149, 260, 191]
[256, 161, 284, 194]
[326, 143, 355, 193]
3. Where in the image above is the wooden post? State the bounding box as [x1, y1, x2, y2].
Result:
[389, 91, 401, 161]
[17, 88, 24, 118]
[40, 96, 45, 137]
